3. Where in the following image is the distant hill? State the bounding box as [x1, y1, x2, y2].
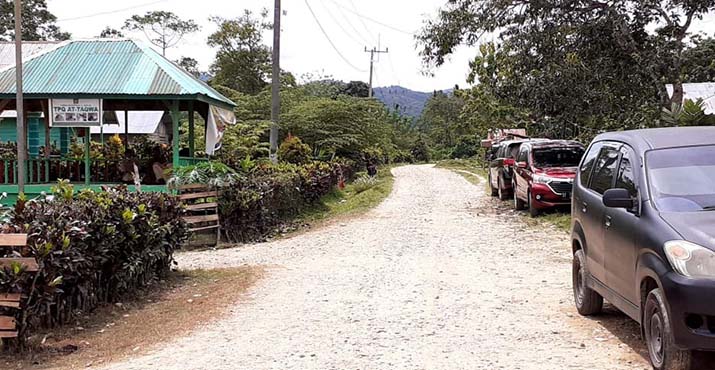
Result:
[373, 86, 433, 118]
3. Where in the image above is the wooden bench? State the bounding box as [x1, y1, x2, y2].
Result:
[0, 233, 35, 339]
[179, 184, 220, 245]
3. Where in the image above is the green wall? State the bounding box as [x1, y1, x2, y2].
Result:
[0, 117, 70, 155]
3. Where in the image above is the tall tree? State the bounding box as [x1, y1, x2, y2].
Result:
[682, 36, 715, 83]
[418, 0, 715, 107]
[98, 27, 124, 38]
[0, 0, 70, 41]
[176, 56, 200, 77]
[123, 11, 199, 56]
[208, 10, 271, 95]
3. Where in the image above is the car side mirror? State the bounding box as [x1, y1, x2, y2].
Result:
[503, 158, 515, 166]
[516, 161, 527, 169]
[603, 188, 634, 209]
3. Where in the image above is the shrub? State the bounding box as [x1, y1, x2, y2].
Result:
[450, 136, 481, 159]
[278, 135, 312, 165]
[0, 182, 187, 346]
[169, 161, 240, 188]
[411, 137, 431, 162]
[219, 160, 357, 243]
[352, 174, 379, 193]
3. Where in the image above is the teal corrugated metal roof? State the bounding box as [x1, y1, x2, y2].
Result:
[0, 39, 235, 108]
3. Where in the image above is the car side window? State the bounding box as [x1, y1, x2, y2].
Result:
[616, 148, 637, 198]
[579, 141, 605, 186]
[517, 146, 528, 163]
[589, 145, 620, 195]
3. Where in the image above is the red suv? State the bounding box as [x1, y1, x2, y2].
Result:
[512, 140, 585, 216]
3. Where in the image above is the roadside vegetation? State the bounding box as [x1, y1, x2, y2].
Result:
[297, 167, 395, 227]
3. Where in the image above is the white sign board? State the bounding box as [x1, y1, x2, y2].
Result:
[50, 99, 102, 127]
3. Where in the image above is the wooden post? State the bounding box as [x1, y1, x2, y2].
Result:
[14, 0, 25, 193]
[84, 130, 90, 185]
[188, 102, 195, 157]
[171, 101, 180, 170]
[124, 111, 129, 151]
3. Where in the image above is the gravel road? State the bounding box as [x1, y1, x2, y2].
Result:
[101, 164, 650, 370]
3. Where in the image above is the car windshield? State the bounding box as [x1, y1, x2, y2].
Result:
[647, 145, 715, 212]
[532, 147, 584, 168]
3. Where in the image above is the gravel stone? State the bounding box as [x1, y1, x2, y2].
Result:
[100, 164, 648, 370]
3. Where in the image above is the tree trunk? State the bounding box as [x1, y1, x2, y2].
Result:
[669, 81, 684, 107]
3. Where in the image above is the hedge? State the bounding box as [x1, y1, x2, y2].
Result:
[0, 182, 187, 347]
[219, 159, 356, 242]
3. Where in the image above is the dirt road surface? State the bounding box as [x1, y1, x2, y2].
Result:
[100, 164, 650, 370]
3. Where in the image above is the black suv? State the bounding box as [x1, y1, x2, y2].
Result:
[571, 127, 715, 370]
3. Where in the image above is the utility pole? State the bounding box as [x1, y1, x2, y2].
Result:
[364, 46, 388, 98]
[269, 0, 281, 163]
[14, 0, 25, 193]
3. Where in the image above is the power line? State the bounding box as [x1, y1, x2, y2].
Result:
[56, 0, 169, 23]
[305, 0, 367, 72]
[325, 0, 415, 35]
[317, 0, 368, 47]
[328, 0, 373, 45]
[347, 0, 376, 43]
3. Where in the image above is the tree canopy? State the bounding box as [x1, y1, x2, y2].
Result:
[417, 0, 715, 142]
[0, 0, 70, 41]
[123, 11, 199, 56]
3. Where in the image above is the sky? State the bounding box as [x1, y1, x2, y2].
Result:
[47, 0, 475, 92]
[46, 1, 715, 93]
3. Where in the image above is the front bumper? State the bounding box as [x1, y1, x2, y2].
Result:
[530, 183, 571, 209]
[661, 272, 715, 350]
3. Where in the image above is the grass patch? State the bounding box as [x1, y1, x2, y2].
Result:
[435, 159, 489, 190]
[2, 267, 262, 370]
[296, 166, 395, 226]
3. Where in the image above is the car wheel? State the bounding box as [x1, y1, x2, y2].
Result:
[489, 172, 498, 196]
[528, 189, 540, 217]
[498, 177, 509, 201]
[572, 249, 603, 315]
[514, 182, 526, 210]
[644, 289, 693, 370]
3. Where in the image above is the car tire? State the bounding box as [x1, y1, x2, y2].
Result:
[489, 172, 498, 196]
[572, 249, 603, 316]
[528, 190, 540, 217]
[514, 182, 526, 210]
[644, 289, 693, 370]
[498, 177, 509, 201]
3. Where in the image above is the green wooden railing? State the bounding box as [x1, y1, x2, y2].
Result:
[0, 156, 209, 185]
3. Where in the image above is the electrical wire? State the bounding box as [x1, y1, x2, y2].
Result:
[325, 0, 415, 35]
[305, 0, 367, 73]
[328, 0, 373, 46]
[317, 0, 369, 47]
[56, 0, 170, 22]
[347, 0, 376, 43]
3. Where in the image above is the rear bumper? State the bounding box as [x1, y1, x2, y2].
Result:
[661, 272, 715, 351]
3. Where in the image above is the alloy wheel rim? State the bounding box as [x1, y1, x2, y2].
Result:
[648, 312, 665, 366]
[574, 258, 585, 306]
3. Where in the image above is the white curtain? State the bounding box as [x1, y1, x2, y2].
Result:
[205, 105, 236, 155]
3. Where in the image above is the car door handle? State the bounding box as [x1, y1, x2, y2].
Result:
[605, 215, 612, 229]
[581, 202, 588, 213]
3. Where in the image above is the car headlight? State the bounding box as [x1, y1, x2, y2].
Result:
[664, 240, 715, 278]
[533, 174, 553, 184]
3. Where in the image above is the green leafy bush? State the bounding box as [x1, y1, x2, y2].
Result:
[0, 182, 187, 345]
[352, 174, 379, 193]
[219, 160, 357, 242]
[168, 161, 240, 188]
[278, 135, 312, 164]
